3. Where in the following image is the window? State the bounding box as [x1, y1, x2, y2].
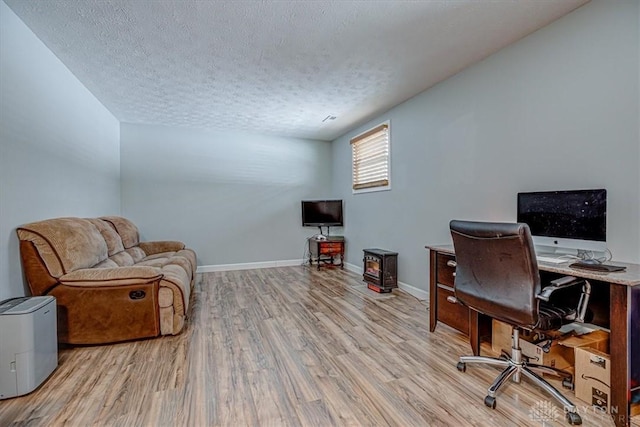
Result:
[351, 122, 390, 192]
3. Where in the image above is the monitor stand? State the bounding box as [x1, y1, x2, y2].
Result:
[534, 247, 577, 264]
[316, 226, 330, 240]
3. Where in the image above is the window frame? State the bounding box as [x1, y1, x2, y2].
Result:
[351, 120, 391, 194]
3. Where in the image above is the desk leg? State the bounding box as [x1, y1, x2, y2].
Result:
[429, 251, 438, 332]
[610, 284, 630, 427]
[469, 309, 480, 356]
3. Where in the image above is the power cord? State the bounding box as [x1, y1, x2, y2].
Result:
[556, 254, 581, 262]
[301, 237, 310, 266]
[576, 248, 613, 264]
[301, 233, 322, 266]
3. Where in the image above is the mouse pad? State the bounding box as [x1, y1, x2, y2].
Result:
[569, 262, 626, 272]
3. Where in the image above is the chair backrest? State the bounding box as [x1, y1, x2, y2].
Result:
[449, 220, 540, 329]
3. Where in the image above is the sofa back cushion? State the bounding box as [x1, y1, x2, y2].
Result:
[100, 216, 140, 249]
[17, 217, 108, 277]
[86, 218, 125, 256]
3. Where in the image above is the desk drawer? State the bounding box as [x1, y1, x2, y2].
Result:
[436, 284, 469, 335]
[436, 254, 456, 287]
[319, 243, 342, 254]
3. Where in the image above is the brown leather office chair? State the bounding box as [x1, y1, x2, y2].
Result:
[449, 220, 591, 426]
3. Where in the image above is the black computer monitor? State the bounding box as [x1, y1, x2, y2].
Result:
[517, 189, 607, 253]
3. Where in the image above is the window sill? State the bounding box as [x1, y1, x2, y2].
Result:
[353, 185, 391, 195]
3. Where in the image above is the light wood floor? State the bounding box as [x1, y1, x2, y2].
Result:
[0, 266, 635, 426]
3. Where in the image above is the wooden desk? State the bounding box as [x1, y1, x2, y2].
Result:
[427, 245, 640, 427]
[309, 236, 344, 270]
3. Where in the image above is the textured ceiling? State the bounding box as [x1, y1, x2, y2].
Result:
[4, 0, 588, 141]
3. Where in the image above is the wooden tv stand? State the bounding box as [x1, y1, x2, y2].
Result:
[309, 236, 344, 270]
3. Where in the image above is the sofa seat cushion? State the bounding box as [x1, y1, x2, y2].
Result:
[137, 250, 196, 280]
[175, 249, 197, 275]
[135, 251, 194, 311]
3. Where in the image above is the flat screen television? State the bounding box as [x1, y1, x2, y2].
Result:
[301, 200, 343, 227]
[517, 189, 607, 253]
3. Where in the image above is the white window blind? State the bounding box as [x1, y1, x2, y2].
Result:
[351, 123, 390, 191]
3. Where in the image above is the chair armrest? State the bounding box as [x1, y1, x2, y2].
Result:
[138, 241, 186, 255]
[60, 266, 163, 287]
[537, 276, 583, 302]
[537, 277, 592, 323]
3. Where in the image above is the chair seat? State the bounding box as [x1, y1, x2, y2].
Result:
[537, 303, 576, 331]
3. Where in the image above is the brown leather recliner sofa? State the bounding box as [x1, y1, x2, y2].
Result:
[17, 216, 196, 344]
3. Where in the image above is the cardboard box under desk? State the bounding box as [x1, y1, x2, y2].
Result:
[559, 329, 609, 355]
[519, 329, 609, 371]
[520, 339, 573, 370]
[575, 347, 611, 413]
[491, 319, 537, 354]
[491, 319, 513, 354]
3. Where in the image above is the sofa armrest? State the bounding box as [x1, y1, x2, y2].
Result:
[138, 241, 186, 256]
[53, 267, 163, 344]
[60, 266, 163, 287]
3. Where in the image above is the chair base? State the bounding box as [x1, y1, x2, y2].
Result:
[457, 330, 582, 425]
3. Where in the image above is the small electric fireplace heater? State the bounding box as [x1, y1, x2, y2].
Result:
[363, 249, 398, 293]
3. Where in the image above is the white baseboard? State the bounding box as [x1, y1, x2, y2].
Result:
[197, 259, 304, 273]
[344, 262, 362, 274]
[198, 260, 429, 301]
[398, 282, 429, 301]
[344, 262, 428, 301]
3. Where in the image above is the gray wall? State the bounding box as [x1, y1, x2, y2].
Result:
[0, 2, 121, 299]
[120, 123, 334, 267]
[331, 0, 639, 293]
[2, 0, 638, 300]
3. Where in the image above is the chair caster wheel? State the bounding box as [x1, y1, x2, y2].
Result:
[456, 362, 466, 372]
[562, 378, 574, 390]
[566, 411, 582, 425]
[484, 395, 496, 409]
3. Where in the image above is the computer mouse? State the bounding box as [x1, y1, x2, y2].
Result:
[579, 259, 600, 265]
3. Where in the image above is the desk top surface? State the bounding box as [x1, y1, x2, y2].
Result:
[426, 244, 640, 287]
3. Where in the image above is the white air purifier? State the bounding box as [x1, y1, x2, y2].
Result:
[0, 296, 57, 399]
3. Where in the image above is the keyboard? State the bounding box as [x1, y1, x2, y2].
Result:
[536, 255, 570, 264]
